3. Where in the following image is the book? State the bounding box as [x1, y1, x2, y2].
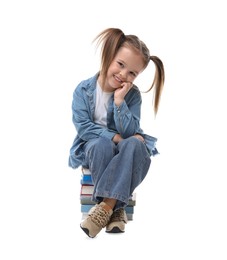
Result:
[81, 204, 134, 214]
[80, 193, 136, 206]
[82, 168, 92, 175]
[80, 174, 93, 185]
[80, 184, 94, 196]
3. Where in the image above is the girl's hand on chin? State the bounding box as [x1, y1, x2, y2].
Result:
[114, 81, 133, 105]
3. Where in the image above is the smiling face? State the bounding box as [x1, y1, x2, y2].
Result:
[99, 46, 145, 92]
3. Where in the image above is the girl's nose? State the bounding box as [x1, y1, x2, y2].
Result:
[119, 70, 127, 79]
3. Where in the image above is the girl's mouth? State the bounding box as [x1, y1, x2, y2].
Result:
[114, 75, 123, 83]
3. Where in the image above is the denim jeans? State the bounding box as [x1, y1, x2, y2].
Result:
[82, 136, 151, 210]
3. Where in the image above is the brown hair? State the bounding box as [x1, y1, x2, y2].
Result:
[93, 28, 165, 115]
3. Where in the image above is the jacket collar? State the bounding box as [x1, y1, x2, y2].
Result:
[85, 73, 99, 96]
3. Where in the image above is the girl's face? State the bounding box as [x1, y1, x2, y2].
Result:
[102, 46, 145, 92]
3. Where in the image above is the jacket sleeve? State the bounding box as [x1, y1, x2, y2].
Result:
[72, 86, 116, 141]
[113, 87, 142, 138]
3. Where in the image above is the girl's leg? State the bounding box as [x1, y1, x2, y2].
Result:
[95, 136, 151, 209]
[83, 137, 117, 206]
[80, 136, 151, 237]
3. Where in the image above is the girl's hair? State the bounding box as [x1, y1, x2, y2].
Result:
[93, 28, 165, 115]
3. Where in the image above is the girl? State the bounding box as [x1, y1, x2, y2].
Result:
[68, 28, 165, 238]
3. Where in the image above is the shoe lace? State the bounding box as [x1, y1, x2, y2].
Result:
[110, 208, 127, 223]
[90, 205, 111, 228]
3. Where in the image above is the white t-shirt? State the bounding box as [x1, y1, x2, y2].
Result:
[94, 82, 113, 127]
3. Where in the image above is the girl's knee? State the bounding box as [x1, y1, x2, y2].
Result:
[119, 136, 148, 155]
[123, 136, 143, 147]
[89, 137, 115, 155]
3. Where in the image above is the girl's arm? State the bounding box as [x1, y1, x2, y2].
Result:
[72, 87, 116, 141]
[113, 86, 142, 138]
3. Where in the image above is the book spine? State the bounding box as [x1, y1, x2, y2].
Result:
[81, 204, 134, 214]
[80, 195, 136, 206]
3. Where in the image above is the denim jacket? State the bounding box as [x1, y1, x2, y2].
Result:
[68, 73, 158, 169]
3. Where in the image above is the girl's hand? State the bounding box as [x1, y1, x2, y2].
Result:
[112, 133, 123, 144]
[133, 134, 145, 143]
[114, 81, 133, 106]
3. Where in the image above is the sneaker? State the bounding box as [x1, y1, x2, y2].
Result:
[80, 202, 113, 238]
[106, 208, 127, 233]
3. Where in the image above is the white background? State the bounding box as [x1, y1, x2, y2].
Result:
[0, 0, 226, 259]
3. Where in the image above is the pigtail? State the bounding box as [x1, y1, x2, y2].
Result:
[93, 28, 125, 79]
[148, 55, 165, 116]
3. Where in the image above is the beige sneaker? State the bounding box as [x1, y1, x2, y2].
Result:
[106, 208, 128, 233]
[80, 202, 113, 238]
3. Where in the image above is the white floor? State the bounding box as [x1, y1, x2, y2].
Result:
[1, 148, 226, 260]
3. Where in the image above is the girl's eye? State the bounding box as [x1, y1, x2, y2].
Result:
[130, 71, 136, 77]
[117, 62, 124, 67]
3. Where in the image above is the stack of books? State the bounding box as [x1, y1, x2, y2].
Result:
[80, 168, 136, 220]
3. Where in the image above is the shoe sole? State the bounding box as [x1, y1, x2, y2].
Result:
[80, 225, 95, 238]
[106, 226, 125, 233]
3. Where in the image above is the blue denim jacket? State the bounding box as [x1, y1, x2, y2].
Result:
[68, 73, 158, 169]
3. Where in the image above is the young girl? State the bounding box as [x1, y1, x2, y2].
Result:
[68, 28, 165, 238]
